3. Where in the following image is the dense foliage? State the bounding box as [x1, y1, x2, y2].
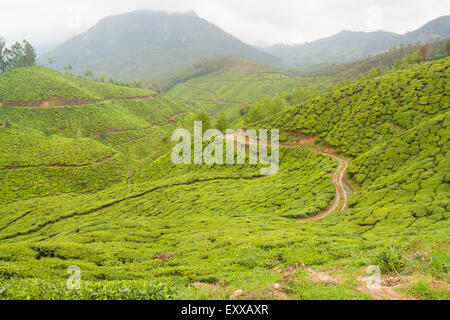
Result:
[0, 39, 36, 73]
[0, 58, 448, 300]
[262, 58, 449, 155]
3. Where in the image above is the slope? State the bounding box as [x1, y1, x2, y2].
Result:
[40, 10, 281, 82]
[165, 55, 328, 121]
[296, 39, 449, 81]
[262, 57, 449, 155]
[0, 59, 448, 300]
[0, 67, 189, 203]
[0, 66, 155, 106]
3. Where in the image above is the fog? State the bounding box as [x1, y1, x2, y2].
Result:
[1, 0, 449, 47]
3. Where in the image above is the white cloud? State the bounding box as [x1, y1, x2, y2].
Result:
[0, 0, 449, 46]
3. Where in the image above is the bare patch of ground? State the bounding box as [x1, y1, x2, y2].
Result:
[154, 253, 175, 262]
[306, 268, 341, 285]
[356, 276, 415, 300]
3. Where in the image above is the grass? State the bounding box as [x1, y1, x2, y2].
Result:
[406, 279, 450, 300]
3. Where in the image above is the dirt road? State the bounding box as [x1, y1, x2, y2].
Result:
[223, 133, 351, 221]
[297, 153, 349, 221]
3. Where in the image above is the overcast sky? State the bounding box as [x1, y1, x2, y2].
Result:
[1, 0, 449, 48]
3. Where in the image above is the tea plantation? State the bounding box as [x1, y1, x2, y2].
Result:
[0, 66, 155, 105]
[0, 59, 448, 300]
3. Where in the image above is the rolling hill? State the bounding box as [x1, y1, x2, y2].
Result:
[0, 58, 448, 300]
[0, 67, 189, 202]
[40, 10, 281, 83]
[0, 66, 155, 106]
[164, 55, 328, 121]
[264, 15, 450, 68]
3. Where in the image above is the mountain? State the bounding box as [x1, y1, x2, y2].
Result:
[266, 30, 401, 68]
[401, 15, 450, 44]
[40, 10, 281, 82]
[264, 15, 450, 68]
[295, 39, 449, 80]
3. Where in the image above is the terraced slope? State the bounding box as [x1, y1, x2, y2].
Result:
[256, 59, 449, 225]
[0, 68, 188, 203]
[0, 66, 155, 106]
[262, 57, 449, 155]
[0, 125, 125, 203]
[165, 57, 328, 121]
[0, 60, 449, 300]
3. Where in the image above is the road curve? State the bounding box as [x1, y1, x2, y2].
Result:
[297, 153, 349, 222]
[223, 133, 351, 222]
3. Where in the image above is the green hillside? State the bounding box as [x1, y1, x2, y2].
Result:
[0, 67, 188, 203]
[0, 59, 448, 300]
[262, 57, 449, 155]
[165, 56, 328, 121]
[297, 39, 449, 81]
[0, 66, 155, 106]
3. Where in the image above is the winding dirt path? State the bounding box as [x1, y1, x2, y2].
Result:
[224, 133, 351, 221]
[297, 153, 349, 221]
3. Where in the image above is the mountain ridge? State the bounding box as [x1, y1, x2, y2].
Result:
[264, 15, 450, 68]
[40, 10, 281, 82]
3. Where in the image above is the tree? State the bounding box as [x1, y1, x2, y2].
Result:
[407, 50, 423, 65]
[196, 112, 211, 133]
[22, 41, 36, 66]
[0, 37, 6, 72]
[183, 112, 212, 134]
[367, 67, 380, 79]
[418, 43, 431, 59]
[64, 64, 73, 74]
[48, 58, 53, 65]
[215, 114, 229, 132]
[393, 59, 402, 71]
[446, 39, 450, 56]
[2, 40, 36, 70]
[84, 69, 93, 79]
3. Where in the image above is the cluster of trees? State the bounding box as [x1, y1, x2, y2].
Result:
[46, 60, 149, 90]
[242, 87, 321, 125]
[183, 112, 230, 134]
[83, 69, 146, 89]
[365, 42, 445, 80]
[0, 38, 36, 72]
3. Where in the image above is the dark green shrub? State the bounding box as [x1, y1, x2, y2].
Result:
[375, 245, 407, 274]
